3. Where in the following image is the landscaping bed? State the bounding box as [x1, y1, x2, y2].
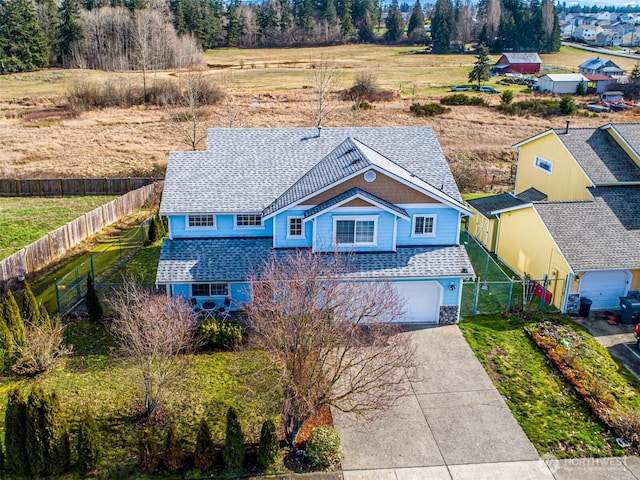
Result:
[460, 314, 629, 458]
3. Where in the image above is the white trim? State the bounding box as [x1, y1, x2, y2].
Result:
[534, 155, 554, 174]
[186, 214, 216, 230]
[396, 203, 451, 209]
[392, 217, 398, 252]
[511, 129, 555, 149]
[286, 216, 305, 239]
[262, 166, 472, 220]
[332, 215, 378, 247]
[303, 193, 410, 222]
[491, 203, 532, 215]
[411, 214, 437, 238]
[312, 218, 317, 252]
[191, 282, 230, 297]
[602, 123, 640, 161]
[233, 214, 264, 229]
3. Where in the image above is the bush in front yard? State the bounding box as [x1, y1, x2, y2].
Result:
[163, 424, 183, 472]
[223, 407, 245, 469]
[198, 318, 242, 349]
[306, 425, 342, 469]
[138, 429, 158, 474]
[257, 419, 280, 469]
[77, 412, 102, 475]
[194, 419, 215, 470]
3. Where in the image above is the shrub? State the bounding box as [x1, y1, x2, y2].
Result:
[2, 290, 25, 348]
[223, 407, 245, 469]
[77, 413, 102, 474]
[0, 318, 13, 372]
[163, 424, 183, 472]
[198, 318, 242, 349]
[410, 103, 451, 117]
[352, 100, 373, 111]
[5, 387, 29, 476]
[194, 419, 215, 470]
[440, 94, 486, 106]
[257, 420, 280, 469]
[147, 212, 166, 245]
[138, 429, 159, 474]
[495, 98, 561, 117]
[500, 90, 514, 105]
[12, 316, 72, 375]
[22, 282, 43, 324]
[26, 386, 71, 476]
[559, 95, 576, 115]
[306, 425, 342, 469]
[85, 276, 103, 323]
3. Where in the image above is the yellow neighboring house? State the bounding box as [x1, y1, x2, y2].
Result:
[466, 123, 640, 313]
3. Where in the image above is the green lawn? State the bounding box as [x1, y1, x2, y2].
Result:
[0, 196, 117, 260]
[0, 320, 281, 479]
[460, 314, 627, 458]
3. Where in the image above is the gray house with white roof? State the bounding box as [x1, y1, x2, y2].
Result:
[156, 127, 474, 324]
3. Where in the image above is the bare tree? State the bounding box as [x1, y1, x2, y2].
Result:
[483, 0, 501, 46]
[310, 55, 341, 127]
[245, 250, 417, 447]
[108, 281, 197, 418]
[456, 1, 474, 46]
[169, 70, 223, 150]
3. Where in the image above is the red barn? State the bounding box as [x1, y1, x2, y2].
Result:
[492, 52, 542, 75]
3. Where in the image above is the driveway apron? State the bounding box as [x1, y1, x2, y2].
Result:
[333, 325, 542, 476]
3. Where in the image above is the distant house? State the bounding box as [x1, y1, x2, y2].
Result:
[573, 24, 598, 42]
[579, 58, 625, 77]
[492, 52, 542, 75]
[537, 74, 588, 94]
[584, 74, 617, 93]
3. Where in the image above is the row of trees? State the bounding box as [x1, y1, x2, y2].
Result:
[431, 0, 561, 54]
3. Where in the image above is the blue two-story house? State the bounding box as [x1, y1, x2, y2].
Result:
[155, 127, 474, 324]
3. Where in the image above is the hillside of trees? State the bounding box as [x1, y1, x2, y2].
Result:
[0, 0, 561, 74]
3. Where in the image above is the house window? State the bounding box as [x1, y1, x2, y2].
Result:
[413, 214, 437, 237]
[187, 214, 215, 228]
[334, 216, 377, 245]
[534, 156, 553, 174]
[235, 214, 262, 227]
[192, 283, 229, 297]
[288, 216, 304, 238]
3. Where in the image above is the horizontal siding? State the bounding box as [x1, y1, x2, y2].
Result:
[313, 209, 395, 252]
[274, 210, 313, 248]
[396, 207, 460, 246]
[169, 214, 273, 238]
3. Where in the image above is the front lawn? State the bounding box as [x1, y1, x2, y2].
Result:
[0, 320, 281, 478]
[460, 314, 627, 458]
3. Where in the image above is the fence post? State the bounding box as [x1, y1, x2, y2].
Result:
[507, 277, 515, 313]
[54, 278, 61, 315]
[473, 277, 481, 315]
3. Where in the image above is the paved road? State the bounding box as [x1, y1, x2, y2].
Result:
[562, 41, 640, 61]
[332, 325, 640, 480]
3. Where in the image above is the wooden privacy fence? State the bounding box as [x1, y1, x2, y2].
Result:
[0, 182, 162, 283]
[0, 177, 161, 197]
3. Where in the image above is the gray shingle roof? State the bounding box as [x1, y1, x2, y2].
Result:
[554, 127, 640, 183]
[467, 193, 528, 219]
[303, 187, 409, 219]
[501, 52, 542, 64]
[161, 127, 462, 215]
[608, 123, 640, 160]
[155, 238, 475, 284]
[517, 187, 548, 202]
[534, 187, 640, 271]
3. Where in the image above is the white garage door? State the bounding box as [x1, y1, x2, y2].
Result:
[580, 270, 631, 311]
[393, 281, 443, 323]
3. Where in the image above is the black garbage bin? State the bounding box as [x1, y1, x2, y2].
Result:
[579, 297, 592, 317]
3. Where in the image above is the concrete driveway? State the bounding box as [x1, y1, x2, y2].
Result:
[333, 325, 548, 479]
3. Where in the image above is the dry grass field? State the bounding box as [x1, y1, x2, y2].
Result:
[1, 44, 639, 189]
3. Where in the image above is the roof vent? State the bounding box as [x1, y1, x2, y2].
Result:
[565, 119, 571, 134]
[317, 125, 322, 137]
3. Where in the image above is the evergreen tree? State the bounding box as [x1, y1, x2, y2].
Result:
[576, 79, 587, 95]
[257, 419, 280, 469]
[358, 9, 374, 41]
[2, 290, 25, 349]
[77, 413, 102, 475]
[58, 0, 82, 67]
[194, 419, 215, 470]
[22, 282, 43, 324]
[468, 44, 491, 86]
[85, 275, 103, 323]
[26, 386, 70, 476]
[5, 387, 29, 476]
[322, 0, 338, 26]
[384, 0, 404, 41]
[407, 0, 424, 36]
[223, 407, 245, 469]
[0, 311, 14, 371]
[225, 0, 243, 46]
[559, 94, 576, 115]
[430, 0, 454, 53]
[138, 429, 158, 474]
[339, 0, 354, 36]
[163, 424, 183, 472]
[35, 0, 61, 65]
[0, 0, 50, 73]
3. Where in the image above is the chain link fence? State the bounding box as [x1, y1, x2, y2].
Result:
[54, 219, 152, 314]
